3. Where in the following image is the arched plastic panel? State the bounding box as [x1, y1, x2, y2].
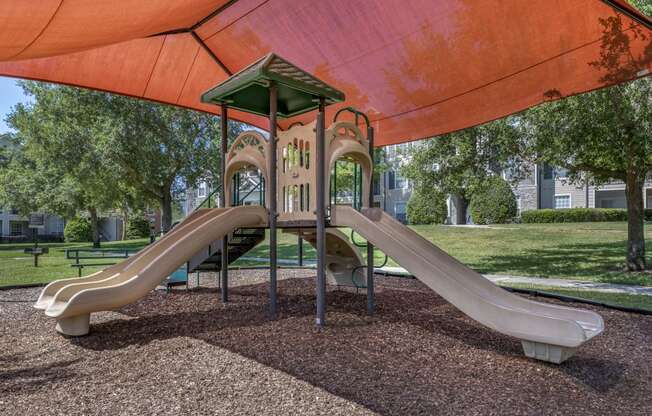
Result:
[326, 122, 373, 209]
[225, 131, 270, 207]
[285, 228, 365, 288]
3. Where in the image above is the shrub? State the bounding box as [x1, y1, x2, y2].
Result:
[407, 188, 447, 225]
[469, 176, 517, 224]
[521, 208, 629, 223]
[126, 215, 151, 239]
[64, 217, 92, 242]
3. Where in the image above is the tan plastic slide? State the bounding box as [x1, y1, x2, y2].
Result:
[36, 205, 268, 336]
[35, 208, 214, 311]
[331, 205, 604, 363]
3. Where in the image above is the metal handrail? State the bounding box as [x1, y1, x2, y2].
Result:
[236, 179, 263, 206]
[333, 106, 370, 130]
[348, 229, 388, 288]
[351, 253, 389, 289]
[194, 183, 222, 211]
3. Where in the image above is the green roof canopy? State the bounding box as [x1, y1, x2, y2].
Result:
[201, 53, 345, 118]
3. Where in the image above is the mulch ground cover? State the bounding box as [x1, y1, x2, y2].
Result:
[1, 269, 651, 415]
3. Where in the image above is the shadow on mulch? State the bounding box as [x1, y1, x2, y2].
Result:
[65, 277, 646, 415]
[0, 358, 80, 394]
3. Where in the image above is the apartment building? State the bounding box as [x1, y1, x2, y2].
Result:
[0, 208, 65, 242]
[513, 163, 652, 212]
[375, 143, 648, 224]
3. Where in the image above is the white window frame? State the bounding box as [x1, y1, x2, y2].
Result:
[554, 194, 571, 209]
[197, 182, 207, 198]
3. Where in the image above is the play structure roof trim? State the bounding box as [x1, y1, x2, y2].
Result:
[0, 1, 651, 146]
[202, 53, 345, 118]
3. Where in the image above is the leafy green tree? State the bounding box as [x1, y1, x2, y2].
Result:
[64, 217, 93, 242]
[97, 96, 239, 231]
[631, 0, 652, 17]
[2, 81, 227, 235]
[517, 10, 652, 271]
[401, 119, 525, 224]
[407, 188, 447, 224]
[2, 83, 126, 246]
[469, 176, 517, 224]
[126, 214, 151, 239]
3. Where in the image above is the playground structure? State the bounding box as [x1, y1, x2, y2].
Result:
[35, 53, 603, 364]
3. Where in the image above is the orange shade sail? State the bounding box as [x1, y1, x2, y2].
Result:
[0, 0, 650, 146]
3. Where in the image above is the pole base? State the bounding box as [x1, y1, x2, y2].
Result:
[55, 314, 91, 337]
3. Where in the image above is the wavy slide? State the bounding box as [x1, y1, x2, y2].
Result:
[36, 206, 268, 336]
[331, 205, 604, 363]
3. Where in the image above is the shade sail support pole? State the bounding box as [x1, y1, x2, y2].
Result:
[268, 82, 278, 319]
[316, 98, 327, 327]
[220, 104, 229, 302]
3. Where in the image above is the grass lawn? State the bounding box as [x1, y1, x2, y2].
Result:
[0, 239, 149, 286]
[3, 221, 652, 312]
[243, 222, 652, 287]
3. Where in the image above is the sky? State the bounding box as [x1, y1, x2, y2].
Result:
[0, 76, 30, 134]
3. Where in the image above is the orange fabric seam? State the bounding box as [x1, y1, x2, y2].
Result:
[9, 0, 64, 60]
[142, 35, 168, 97]
[175, 44, 201, 104]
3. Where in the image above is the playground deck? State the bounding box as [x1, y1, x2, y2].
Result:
[2, 269, 651, 415]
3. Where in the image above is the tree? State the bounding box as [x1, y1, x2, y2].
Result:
[469, 176, 517, 224]
[2, 81, 227, 235]
[517, 9, 652, 270]
[1, 83, 126, 247]
[97, 96, 236, 232]
[407, 188, 447, 224]
[401, 119, 525, 224]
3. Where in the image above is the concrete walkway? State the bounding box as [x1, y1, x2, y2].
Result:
[376, 266, 652, 296]
[239, 258, 652, 297]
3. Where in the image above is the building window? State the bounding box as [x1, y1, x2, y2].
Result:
[395, 173, 407, 189]
[10, 221, 23, 236]
[373, 177, 381, 195]
[197, 182, 207, 198]
[543, 164, 554, 180]
[554, 195, 571, 209]
[388, 171, 396, 190]
[555, 167, 569, 179]
[395, 202, 407, 223]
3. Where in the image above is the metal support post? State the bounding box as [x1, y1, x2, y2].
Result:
[269, 82, 278, 319]
[220, 104, 229, 302]
[366, 125, 375, 315]
[316, 98, 327, 327]
[297, 236, 304, 266]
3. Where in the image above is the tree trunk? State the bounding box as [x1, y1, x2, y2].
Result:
[160, 189, 173, 233]
[88, 207, 101, 248]
[120, 206, 129, 241]
[625, 172, 646, 271]
[452, 195, 468, 225]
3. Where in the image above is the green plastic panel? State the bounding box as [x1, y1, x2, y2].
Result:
[201, 53, 345, 118]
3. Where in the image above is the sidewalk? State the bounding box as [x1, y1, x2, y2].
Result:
[239, 259, 652, 297]
[376, 266, 652, 296]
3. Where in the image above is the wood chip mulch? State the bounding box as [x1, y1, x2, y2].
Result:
[1, 269, 651, 416]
